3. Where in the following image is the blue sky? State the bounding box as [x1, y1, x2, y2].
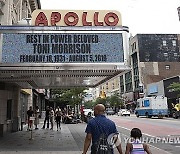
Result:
[40, 0, 180, 35]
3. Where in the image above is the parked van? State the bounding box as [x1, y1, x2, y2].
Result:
[135, 96, 168, 118]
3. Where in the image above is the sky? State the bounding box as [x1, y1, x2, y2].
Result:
[40, 0, 180, 35]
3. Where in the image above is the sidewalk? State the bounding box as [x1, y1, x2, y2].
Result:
[0, 119, 171, 154]
[0, 120, 82, 154]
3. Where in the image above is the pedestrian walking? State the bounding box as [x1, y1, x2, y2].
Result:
[27, 106, 34, 131]
[34, 106, 40, 130]
[50, 107, 54, 130]
[82, 104, 123, 154]
[125, 128, 152, 154]
[42, 106, 50, 129]
[55, 106, 62, 131]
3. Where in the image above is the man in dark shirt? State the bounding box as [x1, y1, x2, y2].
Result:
[82, 104, 123, 154]
[42, 106, 50, 129]
[27, 106, 34, 131]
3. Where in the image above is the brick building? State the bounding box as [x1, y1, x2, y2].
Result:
[120, 34, 180, 109]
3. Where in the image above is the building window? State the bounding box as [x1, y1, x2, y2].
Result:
[164, 53, 168, 57]
[165, 65, 170, 70]
[131, 42, 137, 52]
[112, 83, 115, 89]
[162, 40, 167, 46]
[106, 83, 108, 90]
[135, 80, 139, 89]
[120, 75, 124, 94]
[125, 72, 133, 92]
[172, 40, 176, 46]
[133, 42, 136, 50]
[174, 53, 178, 57]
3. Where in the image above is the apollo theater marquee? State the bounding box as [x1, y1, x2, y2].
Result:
[0, 10, 130, 88]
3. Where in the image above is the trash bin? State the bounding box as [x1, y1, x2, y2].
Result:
[0, 124, 3, 137]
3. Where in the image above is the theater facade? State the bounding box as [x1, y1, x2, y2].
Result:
[0, 10, 130, 134]
[0, 10, 130, 89]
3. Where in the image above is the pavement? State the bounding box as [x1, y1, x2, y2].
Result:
[0, 118, 172, 154]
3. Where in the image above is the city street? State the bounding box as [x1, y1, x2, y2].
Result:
[0, 1, 180, 154]
[109, 114, 180, 154]
[0, 115, 179, 154]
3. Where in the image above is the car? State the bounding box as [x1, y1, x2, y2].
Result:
[83, 109, 94, 123]
[106, 108, 115, 115]
[83, 109, 94, 116]
[118, 109, 130, 116]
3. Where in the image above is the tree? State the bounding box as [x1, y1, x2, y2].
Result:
[168, 82, 180, 97]
[94, 97, 108, 106]
[108, 92, 124, 108]
[50, 88, 87, 115]
[84, 100, 95, 109]
[51, 88, 87, 106]
[70, 88, 87, 106]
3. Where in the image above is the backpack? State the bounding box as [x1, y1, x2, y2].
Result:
[94, 119, 113, 154]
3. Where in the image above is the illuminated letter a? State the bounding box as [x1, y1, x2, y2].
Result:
[35, 12, 48, 26]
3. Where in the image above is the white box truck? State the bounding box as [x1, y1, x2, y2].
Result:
[135, 96, 168, 118]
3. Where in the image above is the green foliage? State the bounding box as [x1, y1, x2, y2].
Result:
[89, 92, 125, 108]
[84, 100, 95, 109]
[95, 97, 107, 106]
[168, 82, 180, 92]
[51, 88, 87, 106]
[84, 97, 108, 109]
[168, 82, 180, 97]
[108, 92, 124, 107]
